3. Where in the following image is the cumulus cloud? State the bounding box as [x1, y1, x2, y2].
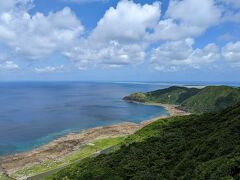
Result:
[151, 38, 220, 71]
[0, 3, 84, 60]
[0, 0, 239, 73]
[34, 65, 64, 73]
[64, 40, 145, 69]
[91, 0, 160, 43]
[63, 0, 159, 68]
[222, 41, 240, 67]
[148, 19, 204, 41]
[219, 0, 240, 8]
[147, 0, 222, 41]
[66, 0, 108, 3]
[0, 61, 19, 70]
[166, 0, 221, 27]
[0, 0, 33, 13]
[217, 0, 240, 23]
[64, 0, 238, 71]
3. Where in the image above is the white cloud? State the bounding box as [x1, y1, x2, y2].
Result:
[72, 0, 220, 68]
[63, 0, 159, 68]
[0, 52, 8, 62]
[217, 33, 234, 41]
[222, 10, 240, 23]
[190, 43, 220, 67]
[222, 41, 240, 67]
[148, 19, 204, 41]
[166, 0, 221, 27]
[217, 0, 240, 23]
[45, 0, 239, 70]
[0, 1, 16, 13]
[0, 0, 33, 13]
[148, 0, 222, 41]
[151, 38, 220, 71]
[0, 61, 19, 70]
[64, 40, 145, 69]
[66, 0, 108, 3]
[0, 5, 84, 60]
[91, 0, 160, 43]
[34, 65, 64, 73]
[220, 0, 240, 8]
[0, 0, 239, 73]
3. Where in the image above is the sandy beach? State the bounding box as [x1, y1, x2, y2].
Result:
[0, 103, 188, 177]
[143, 102, 190, 116]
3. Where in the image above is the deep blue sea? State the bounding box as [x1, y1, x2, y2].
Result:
[0, 82, 172, 156]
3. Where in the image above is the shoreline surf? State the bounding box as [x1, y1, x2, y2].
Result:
[0, 103, 188, 177]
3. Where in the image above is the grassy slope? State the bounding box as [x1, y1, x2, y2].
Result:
[0, 173, 13, 180]
[124, 86, 240, 113]
[12, 137, 125, 179]
[48, 103, 240, 180]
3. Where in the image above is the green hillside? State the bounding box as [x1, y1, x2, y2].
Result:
[146, 86, 201, 104]
[48, 103, 240, 180]
[181, 86, 240, 113]
[124, 86, 240, 113]
[123, 86, 200, 105]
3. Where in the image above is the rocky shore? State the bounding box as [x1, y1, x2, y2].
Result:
[0, 104, 188, 177]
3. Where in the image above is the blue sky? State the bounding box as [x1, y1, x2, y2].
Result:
[0, 0, 239, 82]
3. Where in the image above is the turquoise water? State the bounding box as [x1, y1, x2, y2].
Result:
[0, 82, 170, 156]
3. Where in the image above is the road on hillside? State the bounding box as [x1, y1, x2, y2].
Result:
[26, 146, 115, 180]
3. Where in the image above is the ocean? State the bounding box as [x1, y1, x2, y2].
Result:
[0, 82, 170, 156]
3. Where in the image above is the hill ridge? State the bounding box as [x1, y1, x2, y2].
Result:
[124, 85, 240, 113]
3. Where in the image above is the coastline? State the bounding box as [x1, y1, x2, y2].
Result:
[127, 100, 190, 117]
[143, 103, 189, 116]
[0, 103, 188, 177]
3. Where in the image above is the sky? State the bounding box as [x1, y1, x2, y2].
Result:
[0, 0, 239, 82]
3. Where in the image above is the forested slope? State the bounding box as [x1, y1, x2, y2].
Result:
[124, 86, 240, 113]
[48, 103, 240, 180]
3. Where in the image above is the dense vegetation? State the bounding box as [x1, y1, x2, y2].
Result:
[146, 86, 200, 104]
[48, 103, 240, 180]
[124, 86, 240, 113]
[181, 86, 240, 113]
[123, 86, 200, 104]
